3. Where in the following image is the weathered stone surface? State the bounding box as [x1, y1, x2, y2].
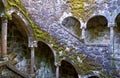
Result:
[4, 0, 120, 77]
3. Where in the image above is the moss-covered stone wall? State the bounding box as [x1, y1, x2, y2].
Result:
[1, 0, 120, 77]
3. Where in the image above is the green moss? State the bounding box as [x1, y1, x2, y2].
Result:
[5, 0, 48, 40]
[3, 1, 100, 75]
[5, 12, 12, 19]
[99, 71, 117, 78]
[14, 0, 21, 4]
[59, 53, 101, 75]
[72, 54, 101, 75]
[67, 0, 95, 22]
[99, 71, 108, 78]
[100, 70, 118, 78]
[2, 0, 67, 57]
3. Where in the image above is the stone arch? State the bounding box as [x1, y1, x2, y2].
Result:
[115, 13, 120, 33]
[1, 0, 34, 38]
[59, 12, 73, 24]
[87, 15, 108, 28]
[7, 11, 35, 53]
[7, 11, 35, 74]
[86, 15, 109, 44]
[59, 60, 79, 78]
[34, 40, 56, 78]
[62, 16, 82, 37]
[37, 39, 57, 65]
[11, 11, 34, 38]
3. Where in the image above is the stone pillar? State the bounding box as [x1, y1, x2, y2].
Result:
[31, 46, 35, 74]
[81, 27, 86, 39]
[1, 18, 8, 57]
[55, 63, 60, 78]
[109, 24, 114, 53]
[29, 38, 37, 74]
[109, 23, 115, 69]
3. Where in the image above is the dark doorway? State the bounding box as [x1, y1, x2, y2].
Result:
[35, 41, 55, 78]
[115, 13, 120, 33]
[59, 60, 78, 78]
[7, 13, 30, 74]
[86, 15, 109, 44]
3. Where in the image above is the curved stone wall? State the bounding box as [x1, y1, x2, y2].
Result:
[21, 0, 120, 77]
[0, 0, 120, 77]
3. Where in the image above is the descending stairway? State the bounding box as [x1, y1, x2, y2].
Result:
[0, 61, 29, 78]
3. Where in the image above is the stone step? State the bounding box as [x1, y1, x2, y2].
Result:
[0, 61, 29, 78]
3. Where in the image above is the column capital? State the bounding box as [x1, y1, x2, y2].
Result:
[81, 26, 86, 29]
[31, 41, 37, 48]
[108, 23, 115, 27]
[80, 22, 86, 29]
[55, 62, 61, 67]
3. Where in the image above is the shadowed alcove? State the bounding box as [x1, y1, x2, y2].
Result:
[59, 60, 78, 78]
[35, 41, 56, 78]
[88, 76, 99, 78]
[7, 12, 31, 74]
[86, 15, 109, 44]
[62, 16, 81, 37]
[115, 13, 120, 33]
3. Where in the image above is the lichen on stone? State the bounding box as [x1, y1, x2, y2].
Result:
[67, 0, 95, 22]
[59, 52, 101, 75]
[4, 0, 49, 41]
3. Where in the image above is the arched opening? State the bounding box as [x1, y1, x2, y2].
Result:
[7, 13, 31, 73]
[62, 16, 81, 37]
[88, 76, 99, 78]
[59, 60, 78, 78]
[86, 15, 109, 44]
[35, 41, 55, 78]
[115, 13, 120, 33]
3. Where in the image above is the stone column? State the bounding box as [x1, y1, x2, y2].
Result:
[81, 27, 86, 39]
[109, 24, 114, 53]
[1, 18, 8, 57]
[29, 39, 37, 74]
[31, 46, 34, 74]
[55, 63, 60, 78]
